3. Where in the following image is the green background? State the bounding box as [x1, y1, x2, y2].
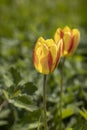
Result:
[0, 0, 87, 130]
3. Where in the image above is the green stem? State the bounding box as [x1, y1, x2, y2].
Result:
[60, 58, 65, 130]
[43, 75, 47, 130]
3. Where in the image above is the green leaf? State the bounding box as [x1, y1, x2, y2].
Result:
[3, 90, 37, 112]
[78, 108, 87, 120]
[8, 99, 38, 112]
[10, 67, 21, 85]
[79, 123, 87, 130]
[23, 82, 37, 95]
[0, 120, 8, 126]
[17, 94, 32, 105]
[3, 74, 13, 87]
[3, 90, 9, 100]
[28, 122, 42, 129]
[0, 109, 10, 119]
[12, 89, 21, 97]
[62, 107, 75, 119]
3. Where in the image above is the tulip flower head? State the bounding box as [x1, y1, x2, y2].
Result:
[54, 26, 80, 56]
[33, 37, 62, 74]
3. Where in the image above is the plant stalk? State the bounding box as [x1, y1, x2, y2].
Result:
[43, 75, 47, 130]
[60, 58, 65, 130]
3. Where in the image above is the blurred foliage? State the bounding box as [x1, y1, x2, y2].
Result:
[0, 0, 87, 130]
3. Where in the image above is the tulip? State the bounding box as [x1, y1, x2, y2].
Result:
[54, 26, 80, 56]
[33, 37, 62, 74]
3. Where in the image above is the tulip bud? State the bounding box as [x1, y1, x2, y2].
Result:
[54, 26, 80, 56]
[33, 37, 62, 74]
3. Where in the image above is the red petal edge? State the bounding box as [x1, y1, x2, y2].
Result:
[48, 51, 53, 72]
[68, 36, 74, 53]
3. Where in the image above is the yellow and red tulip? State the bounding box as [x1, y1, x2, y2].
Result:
[54, 26, 80, 56]
[33, 37, 62, 74]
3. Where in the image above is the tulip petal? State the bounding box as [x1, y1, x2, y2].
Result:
[67, 29, 80, 55]
[54, 26, 80, 57]
[54, 28, 61, 43]
[33, 37, 61, 74]
[40, 56, 50, 74]
[63, 26, 71, 32]
[71, 29, 80, 53]
[68, 36, 74, 53]
[45, 39, 58, 73]
[63, 32, 71, 52]
[48, 51, 53, 72]
[38, 44, 49, 74]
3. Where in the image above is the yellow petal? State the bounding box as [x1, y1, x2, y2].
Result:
[44, 39, 58, 73]
[54, 28, 61, 44]
[45, 39, 58, 62]
[37, 45, 50, 74]
[54, 26, 80, 57]
[63, 32, 71, 52]
[33, 37, 60, 74]
[63, 26, 71, 32]
[72, 29, 80, 46]
[69, 29, 80, 54]
[40, 51, 53, 74]
[52, 39, 63, 70]
[33, 37, 50, 74]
